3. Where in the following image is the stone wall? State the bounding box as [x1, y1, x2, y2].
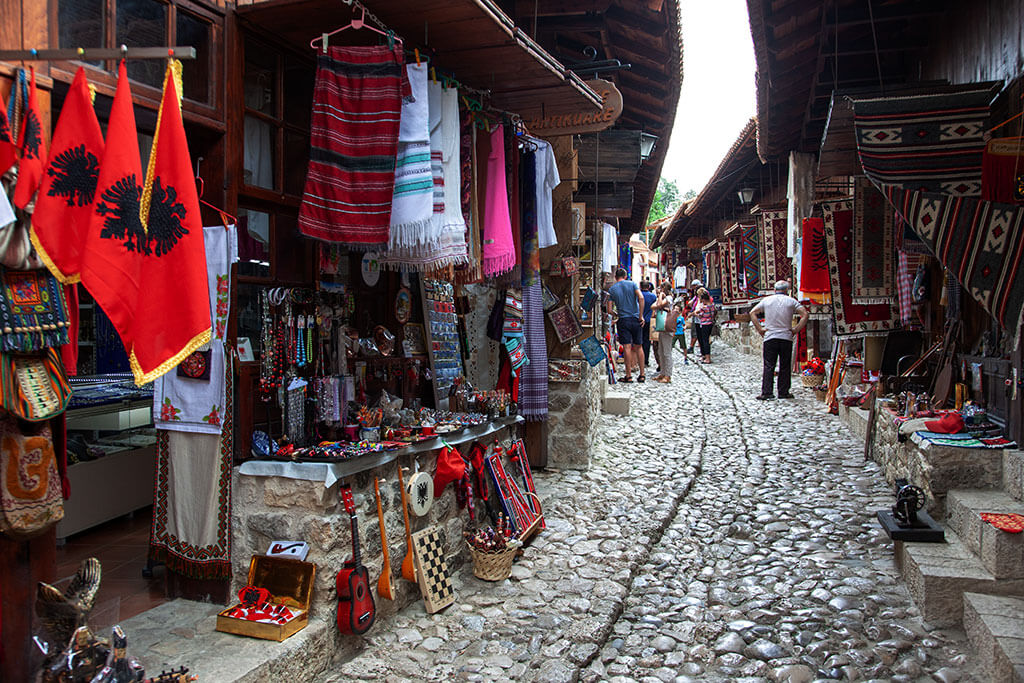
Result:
[866, 398, 1005, 516]
[718, 322, 762, 357]
[230, 428, 519, 657]
[546, 365, 603, 469]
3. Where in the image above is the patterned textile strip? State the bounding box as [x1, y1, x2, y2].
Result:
[298, 45, 409, 248]
[148, 359, 233, 579]
[759, 209, 791, 288]
[741, 222, 760, 299]
[822, 199, 898, 337]
[897, 250, 913, 325]
[520, 283, 547, 420]
[852, 178, 895, 304]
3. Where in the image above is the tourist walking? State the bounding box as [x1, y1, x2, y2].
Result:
[640, 281, 657, 372]
[651, 281, 680, 382]
[671, 289, 691, 364]
[607, 268, 645, 382]
[686, 280, 701, 357]
[750, 280, 809, 399]
[693, 288, 716, 364]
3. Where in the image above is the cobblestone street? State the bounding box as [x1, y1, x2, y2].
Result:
[323, 344, 976, 682]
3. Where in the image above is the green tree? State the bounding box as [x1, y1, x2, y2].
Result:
[646, 177, 684, 225]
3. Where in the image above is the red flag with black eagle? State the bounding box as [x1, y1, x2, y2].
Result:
[130, 60, 210, 384]
[0, 107, 15, 174]
[32, 66, 104, 284]
[80, 62, 143, 367]
[14, 68, 46, 208]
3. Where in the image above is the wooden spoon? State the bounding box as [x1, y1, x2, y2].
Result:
[374, 477, 395, 600]
[397, 466, 417, 583]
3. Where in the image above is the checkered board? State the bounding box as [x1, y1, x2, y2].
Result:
[411, 526, 455, 613]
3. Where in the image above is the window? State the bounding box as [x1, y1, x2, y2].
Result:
[55, 0, 216, 106]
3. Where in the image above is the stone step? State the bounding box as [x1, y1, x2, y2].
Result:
[963, 592, 1024, 683]
[602, 391, 630, 416]
[896, 529, 1024, 627]
[946, 489, 1024, 579]
[1005, 450, 1024, 502]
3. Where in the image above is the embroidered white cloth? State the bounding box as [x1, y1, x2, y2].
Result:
[388, 64, 434, 248]
[153, 225, 237, 433]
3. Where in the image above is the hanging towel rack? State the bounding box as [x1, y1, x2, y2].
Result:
[0, 46, 196, 62]
[310, 0, 403, 53]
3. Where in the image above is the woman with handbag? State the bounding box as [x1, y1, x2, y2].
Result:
[694, 288, 716, 364]
[650, 282, 679, 382]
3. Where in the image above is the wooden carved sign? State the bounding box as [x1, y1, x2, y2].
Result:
[526, 79, 623, 136]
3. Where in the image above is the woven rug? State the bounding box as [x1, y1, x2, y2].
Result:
[822, 199, 898, 337]
[298, 45, 409, 247]
[757, 209, 790, 291]
[850, 87, 1024, 339]
[741, 222, 760, 299]
[852, 178, 895, 304]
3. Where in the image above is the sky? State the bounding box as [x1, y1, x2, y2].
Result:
[659, 0, 757, 196]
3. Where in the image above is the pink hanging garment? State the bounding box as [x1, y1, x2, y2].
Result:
[481, 124, 516, 276]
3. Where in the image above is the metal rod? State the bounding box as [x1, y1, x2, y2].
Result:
[0, 46, 197, 61]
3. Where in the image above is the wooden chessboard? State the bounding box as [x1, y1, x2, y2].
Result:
[410, 526, 455, 614]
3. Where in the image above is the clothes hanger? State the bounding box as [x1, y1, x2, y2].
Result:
[195, 157, 237, 228]
[309, 5, 402, 53]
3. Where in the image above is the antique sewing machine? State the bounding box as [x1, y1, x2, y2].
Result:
[876, 478, 945, 542]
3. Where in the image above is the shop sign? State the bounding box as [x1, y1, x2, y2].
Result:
[526, 79, 623, 136]
[361, 252, 381, 287]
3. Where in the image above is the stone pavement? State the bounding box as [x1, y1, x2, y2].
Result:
[320, 344, 976, 683]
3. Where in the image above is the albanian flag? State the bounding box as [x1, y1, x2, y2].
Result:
[33, 66, 105, 284]
[14, 68, 46, 209]
[131, 60, 210, 384]
[80, 61, 143, 363]
[800, 217, 830, 294]
[0, 107, 15, 174]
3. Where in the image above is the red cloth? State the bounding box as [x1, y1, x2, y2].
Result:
[81, 62, 142, 358]
[981, 138, 1024, 204]
[14, 68, 45, 209]
[979, 513, 1024, 533]
[61, 283, 79, 376]
[800, 217, 829, 293]
[298, 46, 410, 246]
[0, 106, 15, 174]
[433, 445, 465, 497]
[130, 62, 211, 383]
[32, 67, 105, 284]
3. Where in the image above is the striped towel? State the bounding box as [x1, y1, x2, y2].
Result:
[388, 64, 433, 248]
[298, 45, 410, 247]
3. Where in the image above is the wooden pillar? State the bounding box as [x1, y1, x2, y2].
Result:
[0, 530, 56, 681]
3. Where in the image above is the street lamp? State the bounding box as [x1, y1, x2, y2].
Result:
[640, 132, 658, 160]
[737, 187, 755, 204]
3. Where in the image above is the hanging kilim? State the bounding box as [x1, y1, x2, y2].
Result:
[822, 199, 898, 337]
[852, 178, 895, 304]
[741, 222, 760, 299]
[757, 209, 790, 290]
[850, 86, 1024, 339]
[800, 218, 829, 293]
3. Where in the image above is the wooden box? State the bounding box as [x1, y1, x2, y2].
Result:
[216, 556, 316, 642]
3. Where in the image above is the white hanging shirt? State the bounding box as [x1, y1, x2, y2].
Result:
[533, 139, 561, 248]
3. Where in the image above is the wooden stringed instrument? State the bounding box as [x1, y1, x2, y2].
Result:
[397, 466, 417, 583]
[373, 477, 395, 600]
[336, 484, 376, 635]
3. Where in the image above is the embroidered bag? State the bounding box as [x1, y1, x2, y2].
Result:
[579, 335, 606, 366]
[0, 347, 72, 422]
[504, 336, 529, 372]
[0, 414, 63, 538]
[561, 255, 579, 276]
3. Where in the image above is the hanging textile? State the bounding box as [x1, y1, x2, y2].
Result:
[0, 267, 71, 352]
[454, 108, 482, 284]
[800, 217, 829, 293]
[153, 225, 237, 433]
[0, 102, 15, 174]
[533, 139, 560, 249]
[851, 87, 1024, 339]
[787, 151, 815, 258]
[981, 138, 1024, 204]
[298, 45, 410, 247]
[13, 68, 45, 209]
[851, 178, 895, 304]
[618, 242, 631, 277]
[149, 364, 233, 580]
[519, 150, 547, 420]
[31, 67, 104, 285]
[482, 124, 516, 276]
[601, 222, 617, 274]
[386, 64, 433, 253]
[741, 222, 760, 298]
[496, 127, 523, 286]
[433, 85, 468, 267]
[822, 199, 898, 337]
[61, 284, 79, 375]
[897, 250, 913, 325]
[757, 209, 791, 289]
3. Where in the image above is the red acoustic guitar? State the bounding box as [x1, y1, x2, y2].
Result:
[336, 484, 376, 635]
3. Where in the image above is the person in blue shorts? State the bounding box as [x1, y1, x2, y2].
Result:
[607, 268, 645, 382]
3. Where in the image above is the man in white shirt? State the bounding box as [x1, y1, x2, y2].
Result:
[750, 280, 809, 399]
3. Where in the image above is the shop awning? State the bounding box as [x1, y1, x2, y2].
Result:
[236, 0, 602, 121]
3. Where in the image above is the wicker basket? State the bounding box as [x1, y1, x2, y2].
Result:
[801, 373, 825, 387]
[813, 389, 826, 401]
[469, 544, 518, 581]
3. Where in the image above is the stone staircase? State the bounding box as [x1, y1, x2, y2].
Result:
[896, 449, 1024, 682]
